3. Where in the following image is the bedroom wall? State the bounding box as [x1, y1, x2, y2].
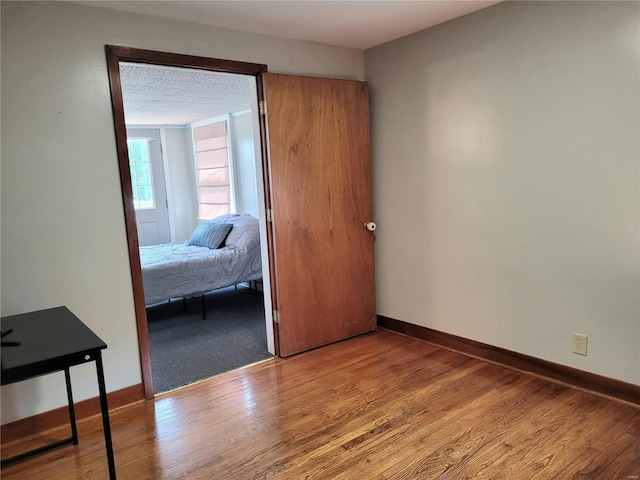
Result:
[0, 0, 364, 424]
[231, 110, 260, 218]
[365, 1, 640, 384]
[163, 127, 198, 241]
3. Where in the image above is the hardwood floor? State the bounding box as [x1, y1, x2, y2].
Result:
[2, 330, 638, 479]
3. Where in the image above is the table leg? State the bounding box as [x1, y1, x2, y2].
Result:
[64, 367, 79, 444]
[1, 370, 77, 467]
[95, 352, 116, 479]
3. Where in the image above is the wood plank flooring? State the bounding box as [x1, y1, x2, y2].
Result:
[2, 329, 638, 479]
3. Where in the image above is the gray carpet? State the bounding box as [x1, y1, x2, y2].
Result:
[147, 286, 271, 393]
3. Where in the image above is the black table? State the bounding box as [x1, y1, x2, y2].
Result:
[1, 307, 116, 479]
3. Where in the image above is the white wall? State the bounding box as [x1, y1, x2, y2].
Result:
[365, 1, 639, 384]
[0, 0, 364, 424]
[163, 127, 198, 241]
[231, 110, 260, 218]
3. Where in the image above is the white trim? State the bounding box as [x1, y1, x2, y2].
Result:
[127, 124, 190, 129]
[190, 114, 229, 129]
[230, 108, 252, 116]
[190, 125, 199, 219]
[247, 84, 275, 356]
[126, 135, 156, 141]
[225, 114, 238, 214]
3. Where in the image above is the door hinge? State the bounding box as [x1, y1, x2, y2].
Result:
[266, 208, 274, 223]
[259, 100, 267, 116]
[273, 310, 281, 323]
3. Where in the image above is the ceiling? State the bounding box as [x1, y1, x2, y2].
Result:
[109, 1, 501, 126]
[121, 63, 254, 126]
[77, 1, 500, 50]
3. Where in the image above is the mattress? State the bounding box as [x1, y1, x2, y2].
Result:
[140, 214, 262, 305]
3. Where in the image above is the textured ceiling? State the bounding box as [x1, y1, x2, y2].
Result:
[121, 63, 254, 126]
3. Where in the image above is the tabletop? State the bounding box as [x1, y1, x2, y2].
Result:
[1, 306, 107, 385]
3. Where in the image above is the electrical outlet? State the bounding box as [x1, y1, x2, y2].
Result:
[573, 333, 588, 356]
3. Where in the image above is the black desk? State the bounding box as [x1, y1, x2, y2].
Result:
[1, 307, 116, 479]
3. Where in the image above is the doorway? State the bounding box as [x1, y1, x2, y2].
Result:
[106, 46, 275, 398]
[107, 47, 378, 400]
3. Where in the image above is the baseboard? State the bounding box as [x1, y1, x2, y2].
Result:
[378, 315, 640, 407]
[1, 383, 144, 445]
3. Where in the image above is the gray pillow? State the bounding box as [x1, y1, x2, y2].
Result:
[188, 222, 233, 249]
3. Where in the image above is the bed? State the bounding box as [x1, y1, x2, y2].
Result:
[139, 214, 262, 306]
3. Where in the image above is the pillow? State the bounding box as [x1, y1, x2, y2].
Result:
[223, 215, 259, 249]
[188, 222, 233, 249]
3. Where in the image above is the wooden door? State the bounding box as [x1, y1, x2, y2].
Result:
[263, 73, 376, 357]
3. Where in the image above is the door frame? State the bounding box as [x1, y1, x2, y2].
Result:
[105, 45, 277, 399]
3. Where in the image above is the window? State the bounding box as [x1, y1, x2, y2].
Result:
[127, 138, 155, 210]
[193, 120, 233, 221]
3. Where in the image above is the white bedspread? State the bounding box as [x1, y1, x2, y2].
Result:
[140, 214, 262, 305]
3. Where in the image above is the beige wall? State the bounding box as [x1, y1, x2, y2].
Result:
[365, 1, 639, 384]
[0, 1, 364, 423]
